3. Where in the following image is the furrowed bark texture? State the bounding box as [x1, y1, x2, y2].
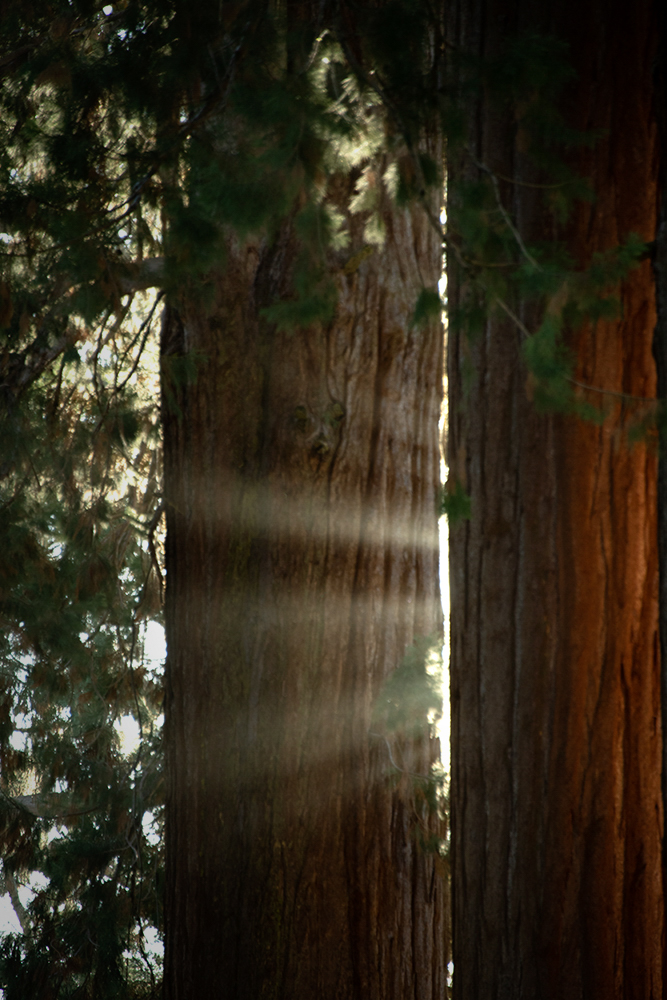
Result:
[653, 0, 667, 954]
[447, 0, 662, 997]
[161, 185, 447, 996]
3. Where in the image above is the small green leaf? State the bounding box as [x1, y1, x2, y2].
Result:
[412, 288, 442, 327]
[439, 480, 471, 526]
[372, 635, 443, 737]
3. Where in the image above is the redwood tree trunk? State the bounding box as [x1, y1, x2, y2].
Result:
[161, 181, 447, 994]
[653, 1, 667, 958]
[447, 0, 662, 997]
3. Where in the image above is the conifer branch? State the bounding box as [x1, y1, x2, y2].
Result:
[494, 295, 660, 405]
[108, 25, 251, 221]
[0, 330, 82, 398]
[0, 257, 163, 402]
[0, 9, 127, 79]
[115, 291, 165, 395]
[7, 793, 105, 821]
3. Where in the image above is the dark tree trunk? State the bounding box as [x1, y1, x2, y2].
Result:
[653, 0, 667, 968]
[447, 0, 662, 997]
[161, 180, 448, 994]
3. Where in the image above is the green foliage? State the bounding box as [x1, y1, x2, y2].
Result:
[447, 25, 649, 420]
[372, 637, 448, 858]
[516, 234, 648, 417]
[522, 314, 575, 412]
[373, 636, 443, 738]
[439, 480, 472, 526]
[413, 288, 443, 328]
[261, 269, 337, 331]
[0, 321, 165, 995]
[412, 761, 450, 858]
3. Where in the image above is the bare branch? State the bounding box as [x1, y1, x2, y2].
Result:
[0, 329, 83, 398]
[2, 865, 30, 935]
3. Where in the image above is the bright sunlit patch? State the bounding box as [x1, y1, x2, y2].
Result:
[0, 896, 22, 936]
[142, 810, 160, 847]
[144, 620, 166, 664]
[438, 514, 450, 769]
[29, 872, 48, 892]
[439, 201, 450, 770]
[117, 715, 140, 756]
[9, 711, 30, 752]
[123, 923, 163, 962]
[17, 882, 34, 910]
[102, 5, 113, 14]
[141, 924, 164, 958]
[9, 729, 27, 752]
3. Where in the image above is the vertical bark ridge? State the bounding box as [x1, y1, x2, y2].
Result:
[654, 0, 667, 980]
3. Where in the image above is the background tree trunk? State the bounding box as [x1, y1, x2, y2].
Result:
[653, 0, 667, 962]
[161, 179, 448, 995]
[447, 0, 662, 997]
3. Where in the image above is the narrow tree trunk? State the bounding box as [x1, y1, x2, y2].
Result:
[653, 1, 667, 965]
[447, 0, 662, 997]
[161, 180, 448, 995]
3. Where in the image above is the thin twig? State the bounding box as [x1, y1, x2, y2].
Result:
[369, 732, 433, 780]
[493, 295, 531, 338]
[115, 291, 165, 395]
[568, 377, 659, 405]
[487, 170, 568, 190]
[466, 149, 542, 271]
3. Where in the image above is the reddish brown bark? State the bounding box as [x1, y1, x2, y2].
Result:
[447, 0, 662, 996]
[161, 181, 448, 995]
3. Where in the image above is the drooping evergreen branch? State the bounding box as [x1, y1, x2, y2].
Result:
[495, 289, 661, 406]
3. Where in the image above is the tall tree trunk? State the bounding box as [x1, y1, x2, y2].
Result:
[447, 0, 662, 997]
[653, 0, 667, 963]
[161, 180, 448, 994]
